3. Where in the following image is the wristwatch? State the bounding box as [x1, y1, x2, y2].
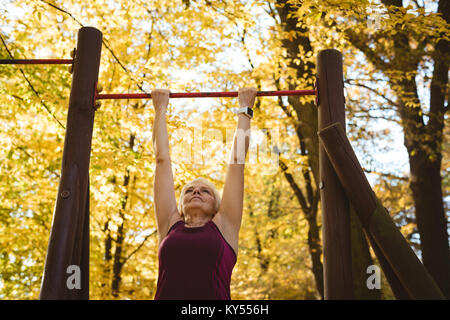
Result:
[235, 107, 253, 119]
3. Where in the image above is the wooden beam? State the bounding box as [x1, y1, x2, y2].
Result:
[318, 122, 445, 300]
[39, 27, 102, 300]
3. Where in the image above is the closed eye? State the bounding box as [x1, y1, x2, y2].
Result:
[185, 187, 210, 194]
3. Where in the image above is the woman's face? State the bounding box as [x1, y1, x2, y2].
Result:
[182, 182, 216, 217]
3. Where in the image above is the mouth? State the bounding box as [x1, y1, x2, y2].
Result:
[190, 196, 202, 201]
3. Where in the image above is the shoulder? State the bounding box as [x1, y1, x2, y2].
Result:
[168, 218, 184, 232]
[159, 215, 183, 243]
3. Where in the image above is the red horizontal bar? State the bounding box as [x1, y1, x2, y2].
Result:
[96, 90, 316, 100]
[0, 59, 73, 64]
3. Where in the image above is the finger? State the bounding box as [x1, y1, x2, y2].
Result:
[239, 87, 257, 94]
[151, 89, 170, 95]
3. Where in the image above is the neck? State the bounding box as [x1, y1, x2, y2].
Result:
[184, 214, 211, 227]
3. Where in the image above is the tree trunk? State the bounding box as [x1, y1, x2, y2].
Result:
[385, 0, 450, 298]
[275, 0, 377, 299]
[408, 139, 450, 297]
[111, 134, 135, 297]
[390, 48, 449, 299]
[343, 0, 449, 298]
[417, 1, 450, 296]
[111, 168, 131, 297]
[279, 159, 324, 299]
[275, 0, 319, 183]
[305, 212, 324, 299]
[111, 221, 125, 297]
[102, 219, 112, 291]
[248, 204, 270, 276]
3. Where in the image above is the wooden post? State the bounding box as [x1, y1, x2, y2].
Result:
[365, 232, 410, 299]
[317, 49, 354, 299]
[318, 122, 445, 300]
[40, 27, 102, 300]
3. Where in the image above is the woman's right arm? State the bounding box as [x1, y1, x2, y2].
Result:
[151, 89, 181, 242]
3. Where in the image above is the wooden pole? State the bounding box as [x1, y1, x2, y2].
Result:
[39, 27, 102, 300]
[317, 49, 354, 299]
[318, 122, 445, 300]
[365, 231, 410, 299]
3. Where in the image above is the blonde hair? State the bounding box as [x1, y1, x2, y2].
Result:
[178, 177, 221, 218]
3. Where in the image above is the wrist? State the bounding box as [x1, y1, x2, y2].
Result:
[238, 113, 251, 120]
[235, 106, 253, 119]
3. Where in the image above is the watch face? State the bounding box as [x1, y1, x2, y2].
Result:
[248, 108, 253, 117]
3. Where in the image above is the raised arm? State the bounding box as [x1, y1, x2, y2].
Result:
[151, 89, 181, 243]
[215, 88, 256, 244]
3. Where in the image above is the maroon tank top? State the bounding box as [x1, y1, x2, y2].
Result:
[154, 220, 237, 300]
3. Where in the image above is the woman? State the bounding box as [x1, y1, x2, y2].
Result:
[151, 87, 256, 300]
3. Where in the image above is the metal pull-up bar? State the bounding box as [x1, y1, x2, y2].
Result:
[1, 58, 315, 99]
[94, 89, 317, 100]
[0, 59, 73, 64]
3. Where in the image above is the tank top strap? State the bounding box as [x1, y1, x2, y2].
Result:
[167, 220, 184, 234]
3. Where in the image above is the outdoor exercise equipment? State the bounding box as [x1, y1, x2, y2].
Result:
[0, 59, 73, 64]
[2, 26, 444, 300]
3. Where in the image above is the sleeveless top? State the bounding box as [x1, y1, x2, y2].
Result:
[154, 220, 237, 300]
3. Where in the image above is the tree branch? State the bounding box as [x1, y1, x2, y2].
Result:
[345, 29, 391, 72]
[122, 230, 157, 265]
[0, 33, 65, 129]
[40, 0, 84, 26]
[41, 0, 150, 97]
[279, 158, 310, 213]
[363, 168, 409, 181]
[345, 79, 399, 107]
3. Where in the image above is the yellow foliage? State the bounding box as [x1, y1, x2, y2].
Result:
[1, 0, 443, 300]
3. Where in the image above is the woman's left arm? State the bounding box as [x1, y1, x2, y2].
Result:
[216, 87, 256, 238]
